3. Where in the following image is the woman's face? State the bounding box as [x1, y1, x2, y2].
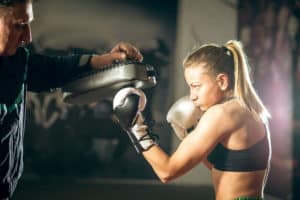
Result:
[184, 63, 225, 111]
[0, 2, 33, 56]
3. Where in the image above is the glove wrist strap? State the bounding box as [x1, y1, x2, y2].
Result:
[139, 136, 156, 152]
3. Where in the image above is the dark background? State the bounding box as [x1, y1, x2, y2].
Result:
[8, 0, 300, 199]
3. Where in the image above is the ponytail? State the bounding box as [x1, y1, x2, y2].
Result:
[225, 40, 271, 122]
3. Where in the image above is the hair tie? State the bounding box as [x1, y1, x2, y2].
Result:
[222, 46, 231, 56]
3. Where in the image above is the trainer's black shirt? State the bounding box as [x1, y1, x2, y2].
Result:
[0, 47, 86, 199]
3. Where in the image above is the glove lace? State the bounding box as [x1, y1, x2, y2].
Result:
[138, 132, 159, 142]
[139, 118, 159, 143]
[150, 119, 160, 138]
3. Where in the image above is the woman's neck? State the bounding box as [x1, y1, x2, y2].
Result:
[219, 90, 236, 104]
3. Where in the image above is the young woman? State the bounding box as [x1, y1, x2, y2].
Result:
[113, 40, 271, 200]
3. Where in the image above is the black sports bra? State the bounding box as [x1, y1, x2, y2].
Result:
[207, 135, 270, 172]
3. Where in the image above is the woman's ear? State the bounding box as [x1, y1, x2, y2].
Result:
[216, 73, 229, 91]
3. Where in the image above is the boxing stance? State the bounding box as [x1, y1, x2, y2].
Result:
[113, 40, 271, 200]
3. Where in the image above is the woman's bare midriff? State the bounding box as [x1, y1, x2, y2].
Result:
[212, 168, 267, 200]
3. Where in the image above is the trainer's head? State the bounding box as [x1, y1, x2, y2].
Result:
[0, 0, 33, 56]
[183, 40, 270, 121]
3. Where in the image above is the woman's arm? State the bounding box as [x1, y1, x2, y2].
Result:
[142, 105, 230, 183]
[202, 158, 213, 170]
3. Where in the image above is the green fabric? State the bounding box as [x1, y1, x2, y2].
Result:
[0, 48, 29, 114]
[23, 47, 29, 81]
[234, 197, 263, 200]
[7, 84, 24, 113]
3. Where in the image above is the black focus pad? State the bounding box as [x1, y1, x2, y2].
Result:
[113, 94, 140, 129]
[62, 62, 156, 105]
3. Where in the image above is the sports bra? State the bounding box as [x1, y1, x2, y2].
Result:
[207, 135, 270, 172]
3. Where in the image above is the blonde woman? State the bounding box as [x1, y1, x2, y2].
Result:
[113, 40, 271, 200]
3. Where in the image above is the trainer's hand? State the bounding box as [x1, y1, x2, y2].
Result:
[112, 87, 155, 153]
[110, 42, 143, 62]
[90, 42, 143, 69]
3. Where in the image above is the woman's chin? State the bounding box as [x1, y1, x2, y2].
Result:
[199, 105, 207, 111]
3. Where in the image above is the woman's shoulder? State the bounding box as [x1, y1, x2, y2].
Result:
[203, 100, 246, 130]
[206, 99, 241, 116]
[200, 103, 230, 127]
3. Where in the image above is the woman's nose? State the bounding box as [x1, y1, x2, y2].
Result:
[190, 92, 197, 101]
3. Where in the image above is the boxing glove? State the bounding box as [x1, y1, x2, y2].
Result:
[166, 96, 202, 140]
[113, 87, 156, 153]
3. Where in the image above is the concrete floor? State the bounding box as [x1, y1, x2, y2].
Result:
[12, 179, 215, 200]
[11, 178, 293, 200]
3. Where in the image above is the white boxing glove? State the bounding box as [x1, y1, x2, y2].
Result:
[166, 96, 202, 140]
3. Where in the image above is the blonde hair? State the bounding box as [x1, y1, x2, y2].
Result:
[183, 40, 271, 122]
